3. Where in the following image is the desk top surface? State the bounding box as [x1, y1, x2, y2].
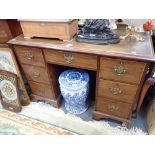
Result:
[8, 31, 155, 62]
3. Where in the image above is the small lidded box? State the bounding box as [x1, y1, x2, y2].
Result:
[19, 19, 78, 41]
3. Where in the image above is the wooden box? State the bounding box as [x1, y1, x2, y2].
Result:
[19, 19, 78, 40]
[147, 98, 155, 134]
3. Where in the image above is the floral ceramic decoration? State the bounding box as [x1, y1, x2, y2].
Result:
[0, 51, 18, 105]
[0, 48, 30, 105]
[0, 80, 17, 101]
[59, 69, 90, 115]
[0, 74, 18, 106]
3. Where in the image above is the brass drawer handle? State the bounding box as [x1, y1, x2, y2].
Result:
[24, 52, 34, 60]
[32, 71, 40, 78]
[113, 65, 127, 75]
[64, 53, 75, 64]
[110, 87, 122, 95]
[108, 105, 119, 112]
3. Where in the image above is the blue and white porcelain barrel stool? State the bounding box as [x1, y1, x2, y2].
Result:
[58, 69, 89, 115]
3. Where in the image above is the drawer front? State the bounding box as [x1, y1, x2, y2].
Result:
[96, 97, 131, 118]
[100, 57, 146, 84]
[28, 81, 54, 98]
[98, 79, 138, 103]
[44, 49, 97, 70]
[21, 64, 50, 84]
[14, 46, 45, 67]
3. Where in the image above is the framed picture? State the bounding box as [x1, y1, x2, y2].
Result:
[0, 70, 22, 112]
[0, 47, 30, 105]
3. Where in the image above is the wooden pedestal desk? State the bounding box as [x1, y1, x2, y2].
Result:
[8, 32, 155, 128]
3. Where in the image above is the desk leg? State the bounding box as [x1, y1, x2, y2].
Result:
[122, 121, 131, 129]
[93, 111, 131, 128]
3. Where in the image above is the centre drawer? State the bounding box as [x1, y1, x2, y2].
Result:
[98, 79, 138, 103]
[99, 57, 146, 84]
[21, 64, 50, 84]
[44, 49, 97, 70]
[14, 46, 45, 67]
[96, 97, 131, 118]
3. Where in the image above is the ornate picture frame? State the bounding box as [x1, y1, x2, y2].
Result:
[0, 47, 30, 105]
[0, 70, 22, 112]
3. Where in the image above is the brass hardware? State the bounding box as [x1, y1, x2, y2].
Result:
[24, 52, 34, 60]
[108, 105, 119, 112]
[120, 61, 124, 65]
[64, 53, 75, 64]
[32, 71, 40, 78]
[113, 65, 127, 75]
[110, 87, 122, 95]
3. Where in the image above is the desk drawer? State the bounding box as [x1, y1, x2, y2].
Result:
[14, 46, 45, 67]
[98, 79, 137, 103]
[28, 81, 54, 98]
[99, 57, 146, 84]
[96, 97, 131, 118]
[21, 64, 50, 84]
[44, 49, 97, 70]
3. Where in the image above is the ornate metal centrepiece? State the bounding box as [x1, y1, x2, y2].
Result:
[0, 70, 22, 112]
[59, 69, 89, 115]
[76, 19, 120, 45]
[120, 19, 148, 41]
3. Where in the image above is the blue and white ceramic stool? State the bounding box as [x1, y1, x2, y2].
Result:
[58, 69, 89, 115]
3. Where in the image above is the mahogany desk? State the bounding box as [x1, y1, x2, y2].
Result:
[8, 32, 155, 127]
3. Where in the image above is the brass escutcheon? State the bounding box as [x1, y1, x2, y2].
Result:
[24, 52, 34, 60]
[110, 87, 122, 95]
[113, 65, 127, 75]
[64, 53, 75, 64]
[33, 71, 40, 78]
[108, 105, 119, 112]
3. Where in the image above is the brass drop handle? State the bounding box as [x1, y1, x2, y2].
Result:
[24, 52, 34, 60]
[110, 87, 122, 95]
[108, 105, 119, 112]
[32, 71, 40, 78]
[113, 65, 127, 75]
[64, 53, 75, 64]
